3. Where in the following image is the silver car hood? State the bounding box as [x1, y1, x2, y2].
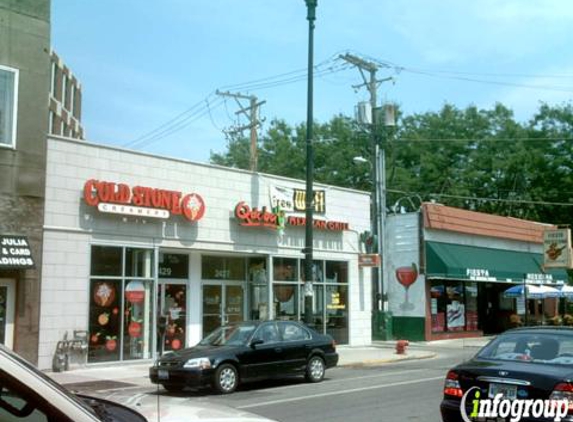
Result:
[97, 391, 277, 422]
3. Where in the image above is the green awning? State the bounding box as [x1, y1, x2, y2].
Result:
[426, 241, 568, 284]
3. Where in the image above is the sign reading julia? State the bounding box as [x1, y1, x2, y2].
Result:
[0, 236, 35, 268]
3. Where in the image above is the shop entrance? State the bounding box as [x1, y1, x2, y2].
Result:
[202, 283, 244, 337]
[0, 279, 15, 349]
[478, 282, 515, 334]
[157, 281, 187, 353]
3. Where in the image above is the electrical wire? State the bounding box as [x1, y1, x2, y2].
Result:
[393, 137, 573, 143]
[125, 55, 349, 148]
[387, 188, 573, 207]
[129, 96, 226, 149]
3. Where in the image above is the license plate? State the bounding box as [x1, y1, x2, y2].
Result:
[158, 369, 169, 380]
[488, 383, 517, 400]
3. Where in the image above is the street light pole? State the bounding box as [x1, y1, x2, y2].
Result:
[303, 0, 317, 325]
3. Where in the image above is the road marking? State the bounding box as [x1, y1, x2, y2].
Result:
[236, 376, 444, 409]
[332, 367, 442, 382]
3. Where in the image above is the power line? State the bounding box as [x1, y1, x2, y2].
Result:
[129, 96, 226, 149]
[394, 136, 573, 143]
[124, 56, 348, 149]
[365, 57, 573, 93]
[387, 188, 573, 207]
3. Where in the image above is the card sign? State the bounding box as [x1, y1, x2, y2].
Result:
[0, 235, 35, 268]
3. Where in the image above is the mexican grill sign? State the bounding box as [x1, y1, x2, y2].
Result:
[83, 180, 206, 222]
[0, 236, 35, 268]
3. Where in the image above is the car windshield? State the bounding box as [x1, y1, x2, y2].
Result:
[477, 331, 573, 366]
[199, 323, 257, 346]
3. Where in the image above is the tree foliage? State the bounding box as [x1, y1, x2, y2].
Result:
[210, 102, 573, 226]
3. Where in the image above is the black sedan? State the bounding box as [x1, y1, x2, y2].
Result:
[441, 327, 573, 422]
[150, 320, 338, 394]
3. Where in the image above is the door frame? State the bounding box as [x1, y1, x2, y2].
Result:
[157, 279, 188, 353]
[0, 278, 16, 349]
[201, 280, 246, 334]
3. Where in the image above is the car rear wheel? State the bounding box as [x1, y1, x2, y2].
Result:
[305, 356, 325, 383]
[213, 363, 239, 394]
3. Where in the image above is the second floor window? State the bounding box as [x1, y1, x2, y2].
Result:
[0, 66, 18, 148]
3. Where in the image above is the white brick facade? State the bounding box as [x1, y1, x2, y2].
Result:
[39, 136, 373, 369]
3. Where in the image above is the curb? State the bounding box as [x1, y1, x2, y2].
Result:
[339, 352, 437, 367]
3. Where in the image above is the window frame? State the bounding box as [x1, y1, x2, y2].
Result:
[0, 65, 19, 149]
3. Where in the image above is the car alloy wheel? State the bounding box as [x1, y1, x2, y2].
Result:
[306, 356, 325, 383]
[214, 363, 238, 394]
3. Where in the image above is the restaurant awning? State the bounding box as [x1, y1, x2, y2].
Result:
[426, 241, 568, 284]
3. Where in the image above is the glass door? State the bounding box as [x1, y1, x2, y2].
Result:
[157, 282, 187, 353]
[0, 279, 15, 349]
[202, 284, 244, 337]
[225, 285, 244, 324]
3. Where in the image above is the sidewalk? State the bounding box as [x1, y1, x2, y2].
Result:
[47, 341, 444, 389]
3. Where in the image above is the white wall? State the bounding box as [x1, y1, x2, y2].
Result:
[38, 137, 372, 369]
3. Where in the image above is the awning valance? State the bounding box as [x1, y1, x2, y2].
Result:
[426, 241, 568, 284]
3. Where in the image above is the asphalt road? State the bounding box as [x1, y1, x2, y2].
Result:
[152, 345, 478, 422]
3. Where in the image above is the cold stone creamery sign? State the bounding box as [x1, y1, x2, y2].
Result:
[0, 236, 35, 268]
[83, 180, 205, 222]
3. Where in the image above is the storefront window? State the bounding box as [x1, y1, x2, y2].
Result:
[270, 258, 348, 344]
[90, 245, 121, 276]
[202, 256, 246, 280]
[326, 261, 348, 283]
[126, 248, 153, 277]
[274, 283, 298, 320]
[465, 282, 478, 331]
[159, 253, 189, 278]
[88, 246, 154, 363]
[123, 280, 153, 360]
[248, 257, 268, 320]
[301, 260, 324, 283]
[162, 283, 186, 352]
[431, 280, 467, 333]
[326, 284, 348, 344]
[273, 257, 298, 281]
[430, 282, 445, 332]
[89, 279, 121, 362]
[446, 282, 465, 331]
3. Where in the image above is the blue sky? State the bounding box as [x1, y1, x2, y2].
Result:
[52, 0, 573, 163]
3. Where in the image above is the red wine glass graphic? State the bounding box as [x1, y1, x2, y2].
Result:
[396, 263, 418, 311]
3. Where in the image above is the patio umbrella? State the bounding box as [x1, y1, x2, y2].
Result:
[503, 284, 547, 299]
[537, 285, 560, 298]
[559, 285, 573, 299]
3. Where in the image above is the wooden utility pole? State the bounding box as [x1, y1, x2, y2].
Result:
[340, 53, 393, 318]
[216, 90, 265, 172]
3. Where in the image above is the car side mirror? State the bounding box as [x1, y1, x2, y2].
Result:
[250, 339, 264, 348]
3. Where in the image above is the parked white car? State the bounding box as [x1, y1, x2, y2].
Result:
[0, 344, 275, 422]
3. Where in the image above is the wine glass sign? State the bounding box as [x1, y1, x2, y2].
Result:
[396, 263, 419, 311]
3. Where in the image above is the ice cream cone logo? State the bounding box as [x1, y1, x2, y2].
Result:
[182, 193, 206, 221]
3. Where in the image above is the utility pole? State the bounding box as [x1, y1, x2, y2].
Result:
[303, 0, 317, 326]
[216, 90, 266, 172]
[340, 53, 393, 327]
